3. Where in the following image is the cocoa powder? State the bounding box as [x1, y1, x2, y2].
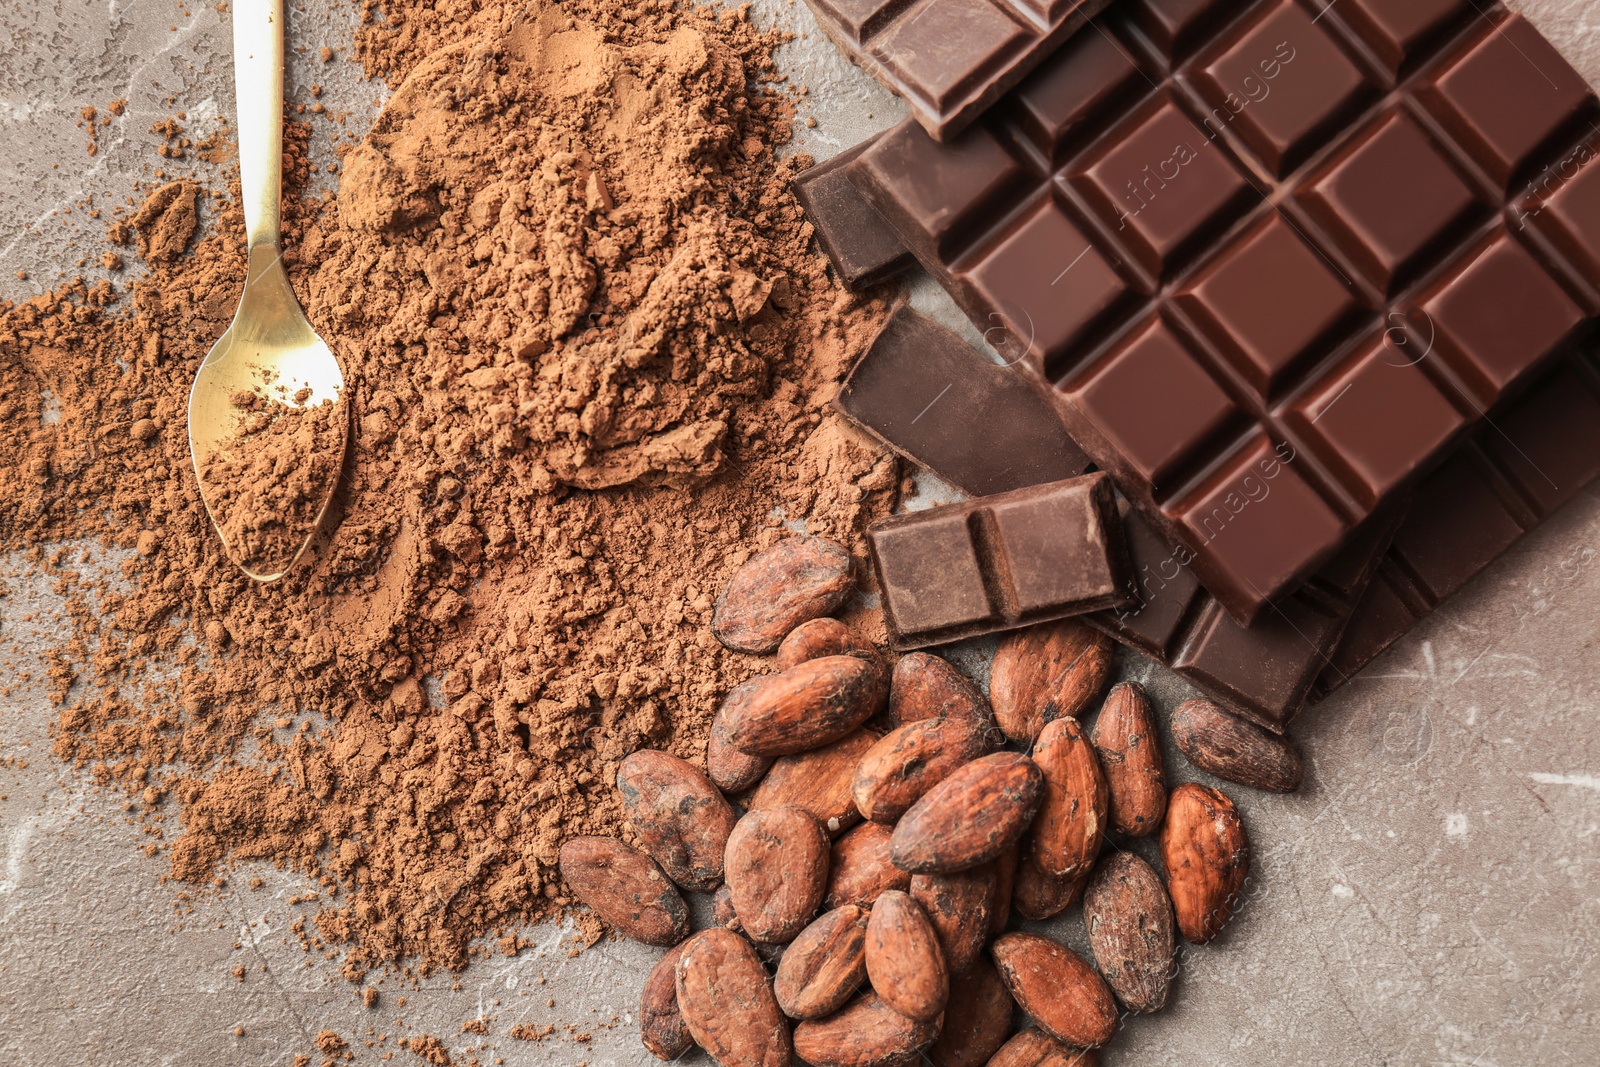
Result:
[0, 0, 894, 979]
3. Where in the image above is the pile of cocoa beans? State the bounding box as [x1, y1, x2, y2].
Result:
[559, 537, 1307, 1066]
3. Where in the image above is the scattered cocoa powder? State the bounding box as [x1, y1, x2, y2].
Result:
[127, 180, 200, 261]
[0, 0, 893, 979]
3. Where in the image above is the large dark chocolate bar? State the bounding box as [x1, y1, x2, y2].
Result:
[1313, 352, 1600, 699]
[844, 0, 1600, 624]
[836, 304, 1091, 494]
[794, 139, 916, 290]
[801, 0, 1110, 141]
[868, 473, 1132, 649]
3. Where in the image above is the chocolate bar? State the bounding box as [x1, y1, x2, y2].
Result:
[832, 308, 1397, 728]
[794, 139, 915, 290]
[800, 0, 1111, 141]
[836, 304, 1091, 495]
[1313, 353, 1600, 699]
[868, 473, 1132, 649]
[841, 0, 1600, 624]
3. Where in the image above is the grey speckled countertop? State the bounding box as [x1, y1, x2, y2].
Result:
[2, 0, 1598, 1064]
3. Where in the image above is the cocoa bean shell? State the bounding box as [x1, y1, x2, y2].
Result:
[710, 679, 777, 793]
[990, 623, 1113, 743]
[750, 729, 879, 835]
[990, 933, 1117, 1049]
[925, 956, 1012, 1067]
[726, 804, 831, 943]
[1088, 682, 1167, 837]
[617, 749, 739, 893]
[986, 1029, 1100, 1067]
[1027, 717, 1108, 880]
[909, 864, 995, 977]
[888, 652, 995, 730]
[558, 836, 689, 947]
[1160, 782, 1249, 944]
[890, 752, 1044, 874]
[792, 994, 940, 1067]
[825, 821, 910, 909]
[774, 905, 869, 1020]
[864, 890, 948, 1022]
[727, 656, 881, 757]
[1082, 852, 1176, 1013]
[641, 942, 692, 1060]
[675, 928, 792, 1067]
[777, 618, 877, 671]
[1169, 698, 1304, 793]
[853, 717, 992, 825]
[713, 536, 855, 653]
[1011, 853, 1089, 922]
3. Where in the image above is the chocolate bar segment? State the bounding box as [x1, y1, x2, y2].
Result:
[834, 304, 1091, 495]
[868, 474, 1132, 649]
[794, 138, 916, 290]
[800, 0, 1111, 141]
[841, 0, 1600, 624]
[1313, 353, 1600, 699]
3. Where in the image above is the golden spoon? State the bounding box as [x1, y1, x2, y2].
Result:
[188, 0, 348, 582]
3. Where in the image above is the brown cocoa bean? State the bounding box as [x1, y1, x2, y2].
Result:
[1011, 853, 1089, 922]
[890, 752, 1043, 874]
[709, 680, 776, 793]
[1160, 782, 1249, 944]
[1089, 682, 1167, 836]
[792, 994, 939, 1067]
[986, 1030, 1100, 1067]
[909, 864, 995, 977]
[558, 836, 688, 947]
[853, 716, 992, 825]
[774, 905, 869, 1020]
[987, 846, 1018, 937]
[726, 804, 830, 943]
[990, 622, 1113, 743]
[750, 729, 879, 835]
[864, 890, 948, 1022]
[675, 928, 792, 1067]
[888, 652, 994, 730]
[777, 618, 872, 669]
[926, 956, 1012, 1067]
[713, 535, 855, 653]
[727, 656, 880, 757]
[1169, 697, 1304, 793]
[713, 882, 742, 932]
[1028, 717, 1108, 880]
[617, 749, 739, 893]
[991, 933, 1117, 1049]
[1082, 852, 1175, 1013]
[825, 821, 910, 908]
[641, 942, 692, 1059]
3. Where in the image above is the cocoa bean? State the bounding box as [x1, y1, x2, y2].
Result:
[1160, 782, 1249, 944]
[675, 928, 792, 1067]
[558, 836, 688, 947]
[888, 652, 993, 730]
[714, 535, 855, 654]
[864, 890, 948, 1022]
[750, 729, 879, 835]
[713, 882, 742, 932]
[1082, 852, 1175, 1013]
[1011, 853, 1089, 922]
[986, 1030, 1100, 1067]
[774, 905, 869, 1020]
[825, 820, 910, 908]
[1028, 717, 1108, 880]
[890, 752, 1043, 874]
[909, 864, 995, 977]
[726, 804, 830, 943]
[926, 956, 1012, 1067]
[1088, 682, 1167, 837]
[641, 942, 692, 1059]
[710, 679, 776, 793]
[1169, 697, 1304, 793]
[990, 622, 1113, 743]
[617, 749, 739, 892]
[987, 846, 1019, 937]
[991, 932, 1117, 1049]
[792, 994, 939, 1067]
[726, 656, 881, 757]
[853, 716, 991, 824]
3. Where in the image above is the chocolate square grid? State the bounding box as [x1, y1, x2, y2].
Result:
[847, 0, 1600, 622]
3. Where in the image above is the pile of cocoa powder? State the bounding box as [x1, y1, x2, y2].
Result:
[0, 0, 897, 978]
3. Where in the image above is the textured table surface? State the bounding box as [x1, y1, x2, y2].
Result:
[2, 0, 1598, 1064]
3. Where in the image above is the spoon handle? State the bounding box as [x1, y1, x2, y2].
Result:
[232, 0, 283, 251]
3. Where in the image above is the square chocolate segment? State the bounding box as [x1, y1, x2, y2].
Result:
[869, 511, 995, 638]
[1527, 146, 1600, 286]
[793, 139, 917, 291]
[876, 0, 1031, 112]
[1010, 25, 1148, 164]
[1333, 0, 1470, 75]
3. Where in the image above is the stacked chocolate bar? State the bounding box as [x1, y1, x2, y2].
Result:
[800, 0, 1600, 732]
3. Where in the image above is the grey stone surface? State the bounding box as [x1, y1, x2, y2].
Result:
[2, 0, 1599, 1064]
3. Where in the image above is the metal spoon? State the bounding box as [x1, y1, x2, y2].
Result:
[188, 0, 347, 582]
